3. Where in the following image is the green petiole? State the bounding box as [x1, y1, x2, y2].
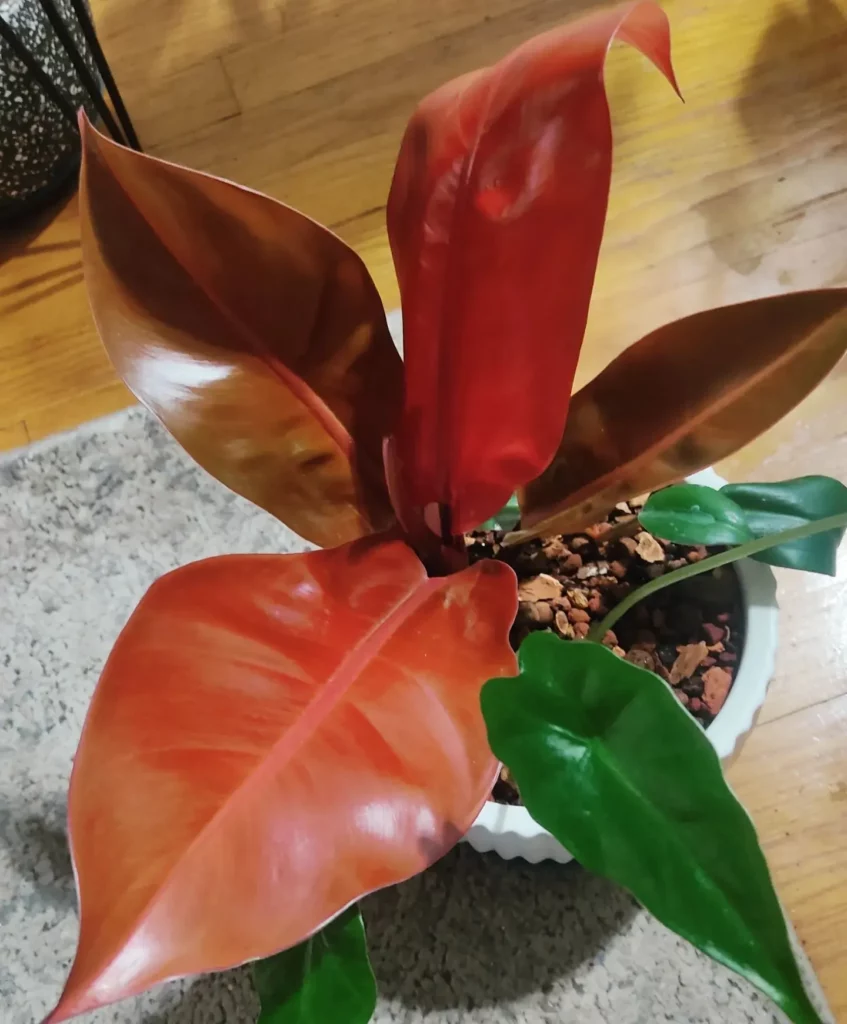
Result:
[587, 510, 847, 643]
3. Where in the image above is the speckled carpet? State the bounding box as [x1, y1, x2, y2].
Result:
[0, 407, 827, 1023]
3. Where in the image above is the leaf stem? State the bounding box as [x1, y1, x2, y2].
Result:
[587, 511, 847, 643]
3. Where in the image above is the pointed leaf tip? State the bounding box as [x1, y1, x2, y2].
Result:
[519, 289, 847, 540]
[482, 633, 824, 1024]
[79, 116, 402, 547]
[50, 539, 517, 1017]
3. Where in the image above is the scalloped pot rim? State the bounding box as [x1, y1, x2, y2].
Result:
[464, 467, 780, 865]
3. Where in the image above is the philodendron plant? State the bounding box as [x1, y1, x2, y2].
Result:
[44, 3, 847, 1023]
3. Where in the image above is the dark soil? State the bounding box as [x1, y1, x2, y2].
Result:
[465, 501, 745, 806]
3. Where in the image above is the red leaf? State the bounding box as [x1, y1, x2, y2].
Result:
[46, 540, 517, 1021]
[387, 1, 679, 533]
[79, 115, 402, 548]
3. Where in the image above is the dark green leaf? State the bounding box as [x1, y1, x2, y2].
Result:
[721, 476, 847, 575]
[638, 483, 753, 544]
[481, 633, 822, 1024]
[479, 493, 521, 532]
[253, 904, 376, 1024]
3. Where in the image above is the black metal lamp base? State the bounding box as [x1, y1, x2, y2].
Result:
[0, 0, 138, 225]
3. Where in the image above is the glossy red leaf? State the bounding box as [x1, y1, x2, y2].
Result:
[79, 115, 402, 549]
[46, 539, 517, 1022]
[386, 1, 679, 533]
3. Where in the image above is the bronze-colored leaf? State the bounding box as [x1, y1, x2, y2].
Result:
[79, 115, 403, 548]
[510, 290, 847, 543]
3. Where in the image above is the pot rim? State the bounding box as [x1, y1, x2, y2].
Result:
[465, 466, 779, 863]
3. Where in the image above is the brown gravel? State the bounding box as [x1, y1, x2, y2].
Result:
[467, 500, 746, 807]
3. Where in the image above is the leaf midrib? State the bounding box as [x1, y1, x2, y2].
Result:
[87, 566, 442, 983]
[530, 296, 847, 530]
[532, 693, 805, 1010]
[84, 134, 366, 509]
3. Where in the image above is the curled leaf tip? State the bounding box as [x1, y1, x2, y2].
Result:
[389, 0, 682, 535]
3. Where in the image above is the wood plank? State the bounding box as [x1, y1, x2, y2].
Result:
[93, 0, 282, 83]
[158, 0, 585, 209]
[0, 421, 29, 452]
[118, 58, 241, 150]
[0, 196, 118, 418]
[730, 693, 847, 1018]
[154, 0, 847, 377]
[24, 382, 135, 444]
[221, 0, 542, 111]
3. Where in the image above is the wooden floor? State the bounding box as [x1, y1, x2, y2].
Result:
[2, 0, 847, 1015]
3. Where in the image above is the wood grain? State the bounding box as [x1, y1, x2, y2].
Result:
[2, 0, 847, 1013]
[730, 695, 847, 1019]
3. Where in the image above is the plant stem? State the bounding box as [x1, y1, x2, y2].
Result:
[587, 511, 847, 643]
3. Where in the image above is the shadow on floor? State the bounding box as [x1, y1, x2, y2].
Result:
[141, 845, 634, 1021]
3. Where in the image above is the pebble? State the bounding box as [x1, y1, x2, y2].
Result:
[670, 642, 708, 685]
[520, 600, 553, 625]
[554, 610, 575, 639]
[702, 665, 733, 714]
[702, 622, 725, 646]
[636, 531, 665, 563]
[619, 536, 639, 556]
[518, 573, 561, 602]
[466, 505, 745, 736]
[626, 649, 655, 671]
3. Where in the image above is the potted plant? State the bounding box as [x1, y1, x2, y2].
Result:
[43, 3, 847, 1023]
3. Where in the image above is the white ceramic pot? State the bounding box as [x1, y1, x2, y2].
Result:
[464, 467, 779, 864]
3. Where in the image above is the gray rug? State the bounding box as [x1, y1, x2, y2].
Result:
[0, 407, 813, 1023]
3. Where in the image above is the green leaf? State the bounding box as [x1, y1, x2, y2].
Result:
[721, 476, 847, 575]
[481, 633, 822, 1024]
[638, 483, 754, 544]
[478, 493, 521, 532]
[253, 904, 376, 1024]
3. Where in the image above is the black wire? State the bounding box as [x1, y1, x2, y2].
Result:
[0, 14, 79, 131]
[66, 0, 141, 150]
[34, 0, 127, 145]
